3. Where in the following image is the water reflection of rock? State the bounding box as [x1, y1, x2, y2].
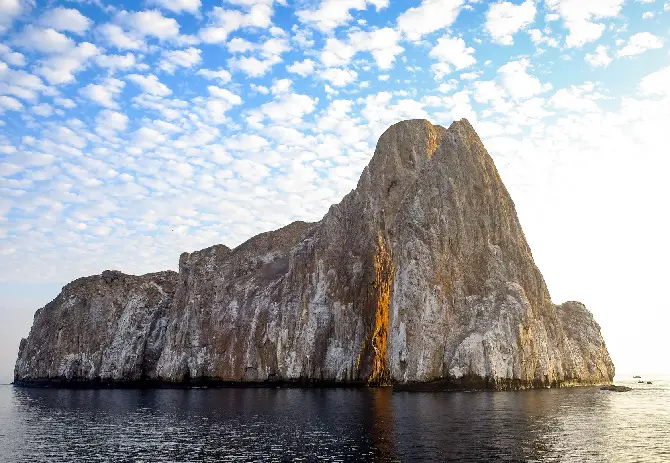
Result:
[366, 388, 397, 462]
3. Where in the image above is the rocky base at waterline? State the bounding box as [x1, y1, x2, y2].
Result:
[600, 385, 633, 392]
[14, 119, 615, 390]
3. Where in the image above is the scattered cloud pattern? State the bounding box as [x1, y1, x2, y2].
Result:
[1, 2, 670, 379]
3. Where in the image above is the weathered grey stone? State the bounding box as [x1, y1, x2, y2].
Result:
[14, 119, 615, 389]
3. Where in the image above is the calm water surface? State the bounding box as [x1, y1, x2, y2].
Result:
[1, 378, 669, 462]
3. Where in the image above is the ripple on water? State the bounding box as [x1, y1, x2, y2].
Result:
[0, 382, 668, 462]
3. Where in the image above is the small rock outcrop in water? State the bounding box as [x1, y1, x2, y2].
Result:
[14, 120, 615, 389]
[601, 385, 632, 392]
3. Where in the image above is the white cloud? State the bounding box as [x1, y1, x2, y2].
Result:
[80, 78, 125, 108]
[271, 78, 292, 94]
[397, 0, 464, 41]
[348, 28, 404, 70]
[227, 37, 255, 53]
[95, 52, 137, 72]
[54, 97, 76, 108]
[0, 68, 46, 102]
[297, 0, 388, 32]
[287, 59, 316, 77]
[545, 0, 624, 47]
[322, 68, 358, 87]
[617, 32, 664, 57]
[196, 68, 232, 84]
[585, 44, 612, 67]
[32, 102, 53, 116]
[0, 44, 25, 66]
[117, 9, 180, 40]
[149, 0, 201, 15]
[259, 93, 317, 122]
[528, 29, 560, 48]
[193, 85, 243, 124]
[0, 95, 24, 112]
[36, 42, 99, 85]
[159, 47, 202, 73]
[485, 0, 536, 45]
[127, 73, 172, 96]
[39, 7, 91, 35]
[320, 28, 403, 71]
[0, 0, 32, 34]
[226, 134, 270, 152]
[228, 56, 281, 77]
[14, 26, 74, 53]
[429, 36, 476, 79]
[498, 58, 551, 100]
[95, 109, 129, 138]
[638, 65, 670, 97]
[199, 2, 275, 44]
[548, 84, 603, 113]
[321, 38, 355, 68]
[97, 23, 144, 50]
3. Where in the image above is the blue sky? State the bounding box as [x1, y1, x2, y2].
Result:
[0, 0, 669, 382]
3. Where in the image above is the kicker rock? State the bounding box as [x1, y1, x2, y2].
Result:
[14, 119, 615, 388]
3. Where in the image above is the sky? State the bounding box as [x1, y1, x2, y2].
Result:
[0, 0, 669, 384]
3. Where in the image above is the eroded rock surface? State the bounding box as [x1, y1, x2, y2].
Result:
[14, 119, 615, 388]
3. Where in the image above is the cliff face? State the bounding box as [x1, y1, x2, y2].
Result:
[14, 119, 615, 388]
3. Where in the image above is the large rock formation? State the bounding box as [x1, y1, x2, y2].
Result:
[14, 119, 615, 389]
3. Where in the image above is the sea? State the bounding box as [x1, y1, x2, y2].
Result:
[0, 377, 668, 462]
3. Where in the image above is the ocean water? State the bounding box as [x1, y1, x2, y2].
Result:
[0, 378, 668, 462]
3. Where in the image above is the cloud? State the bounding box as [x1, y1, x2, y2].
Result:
[95, 109, 129, 138]
[0, 68, 46, 102]
[159, 47, 202, 73]
[548, 83, 603, 113]
[638, 65, 670, 97]
[322, 68, 358, 87]
[39, 7, 91, 35]
[126, 74, 172, 96]
[258, 93, 317, 122]
[196, 68, 232, 84]
[199, 2, 276, 44]
[429, 36, 476, 79]
[14, 26, 74, 53]
[397, 0, 464, 41]
[0, 0, 33, 34]
[297, 0, 388, 32]
[54, 97, 76, 108]
[148, 0, 202, 15]
[485, 0, 536, 45]
[97, 23, 144, 50]
[79, 78, 125, 108]
[228, 56, 280, 77]
[36, 42, 99, 85]
[617, 32, 664, 57]
[497, 58, 552, 100]
[0, 44, 25, 66]
[193, 85, 243, 124]
[348, 28, 404, 70]
[95, 52, 137, 72]
[117, 10, 180, 40]
[319, 28, 403, 71]
[0, 95, 24, 113]
[585, 44, 612, 67]
[545, 0, 624, 47]
[287, 59, 316, 77]
[31, 102, 53, 117]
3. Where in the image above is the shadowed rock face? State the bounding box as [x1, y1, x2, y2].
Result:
[14, 119, 615, 389]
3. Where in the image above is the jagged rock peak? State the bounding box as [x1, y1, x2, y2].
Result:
[14, 119, 614, 390]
